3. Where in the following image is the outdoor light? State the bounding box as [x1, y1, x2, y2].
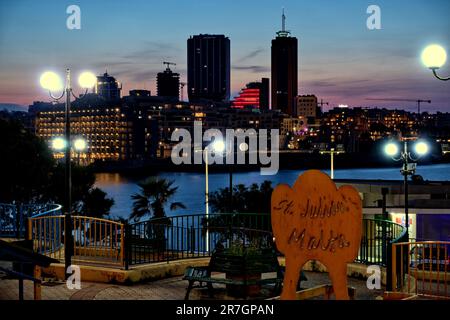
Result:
[414, 141, 429, 156]
[40, 71, 63, 91]
[74, 138, 87, 151]
[383, 138, 429, 240]
[212, 140, 225, 153]
[320, 147, 345, 179]
[422, 44, 447, 69]
[78, 71, 97, 89]
[421, 44, 449, 81]
[384, 142, 399, 157]
[39, 68, 96, 279]
[52, 137, 66, 150]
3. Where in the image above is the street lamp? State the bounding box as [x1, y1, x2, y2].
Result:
[421, 44, 449, 81]
[53, 137, 87, 165]
[73, 137, 87, 152]
[52, 137, 67, 151]
[383, 139, 429, 239]
[204, 139, 226, 253]
[320, 147, 344, 179]
[40, 69, 96, 278]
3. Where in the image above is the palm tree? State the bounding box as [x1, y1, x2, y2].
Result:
[130, 177, 186, 222]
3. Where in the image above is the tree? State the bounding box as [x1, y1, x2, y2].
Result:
[0, 117, 114, 218]
[209, 181, 273, 214]
[130, 177, 186, 222]
[45, 163, 115, 217]
[0, 118, 54, 203]
[130, 177, 186, 251]
[208, 181, 274, 233]
[81, 188, 115, 218]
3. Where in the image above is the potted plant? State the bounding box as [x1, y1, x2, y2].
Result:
[218, 238, 264, 297]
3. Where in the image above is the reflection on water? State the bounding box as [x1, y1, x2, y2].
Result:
[94, 164, 450, 219]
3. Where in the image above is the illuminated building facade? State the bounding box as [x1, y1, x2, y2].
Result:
[232, 87, 259, 109]
[232, 79, 269, 110]
[96, 72, 122, 100]
[32, 95, 158, 164]
[296, 95, 318, 119]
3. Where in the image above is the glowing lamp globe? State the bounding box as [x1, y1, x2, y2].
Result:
[74, 138, 87, 151]
[414, 141, 429, 156]
[384, 143, 399, 157]
[52, 137, 66, 151]
[78, 71, 97, 89]
[212, 140, 225, 153]
[40, 71, 63, 91]
[421, 44, 447, 69]
[239, 142, 249, 152]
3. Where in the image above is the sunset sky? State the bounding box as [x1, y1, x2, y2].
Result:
[0, 0, 449, 112]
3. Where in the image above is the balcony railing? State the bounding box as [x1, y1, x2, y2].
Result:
[11, 209, 405, 272]
[0, 203, 62, 238]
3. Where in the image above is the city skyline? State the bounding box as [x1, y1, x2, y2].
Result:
[0, 0, 449, 111]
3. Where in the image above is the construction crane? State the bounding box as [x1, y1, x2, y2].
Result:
[179, 82, 187, 101]
[366, 98, 431, 114]
[163, 61, 176, 70]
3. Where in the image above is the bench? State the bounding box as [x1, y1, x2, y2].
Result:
[183, 247, 307, 299]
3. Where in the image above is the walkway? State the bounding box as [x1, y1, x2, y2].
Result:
[0, 269, 384, 300]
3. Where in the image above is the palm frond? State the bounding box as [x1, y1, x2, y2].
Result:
[170, 201, 187, 211]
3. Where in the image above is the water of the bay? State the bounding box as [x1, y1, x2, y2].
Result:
[94, 163, 450, 220]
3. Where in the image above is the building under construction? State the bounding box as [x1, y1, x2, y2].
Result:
[157, 62, 180, 100]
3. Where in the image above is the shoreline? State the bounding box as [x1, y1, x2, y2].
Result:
[91, 152, 450, 176]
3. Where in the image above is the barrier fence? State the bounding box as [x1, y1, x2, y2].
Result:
[29, 215, 124, 267]
[23, 210, 406, 272]
[0, 203, 62, 238]
[126, 213, 271, 265]
[356, 218, 407, 266]
[391, 241, 450, 299]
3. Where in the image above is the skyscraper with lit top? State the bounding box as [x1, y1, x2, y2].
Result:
[271, 10, 298, 116]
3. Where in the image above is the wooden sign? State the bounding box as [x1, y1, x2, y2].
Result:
[271, 170, 362, 300]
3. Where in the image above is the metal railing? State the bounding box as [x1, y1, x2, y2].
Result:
[126, 213, 271, 265]
[356, 218, 407, 266]
[126, 214, 405, 267]
[391, 241, 450, 298]
[0, 203, 62, 238]
[29, 215, 124, 267]
[23, 210, 406, 271]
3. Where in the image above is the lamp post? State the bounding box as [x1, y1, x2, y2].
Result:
[421, 44, 449, 81]
[320, 147, 344, 179]
[204, 139, 226, 253]
[384, 139, 429, 239]
[40, 69, 96, 278]
[74, 137, 87, 165]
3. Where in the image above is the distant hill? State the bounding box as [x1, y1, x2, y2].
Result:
[0, 103, 28, 112]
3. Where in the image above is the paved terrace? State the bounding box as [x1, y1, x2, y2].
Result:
[0, 263, 384, 300]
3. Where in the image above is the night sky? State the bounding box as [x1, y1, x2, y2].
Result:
[0, 0, 449, 112]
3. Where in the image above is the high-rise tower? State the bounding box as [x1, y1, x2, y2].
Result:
[271, 10, 298, 115]
[187, 34, 230, 102]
